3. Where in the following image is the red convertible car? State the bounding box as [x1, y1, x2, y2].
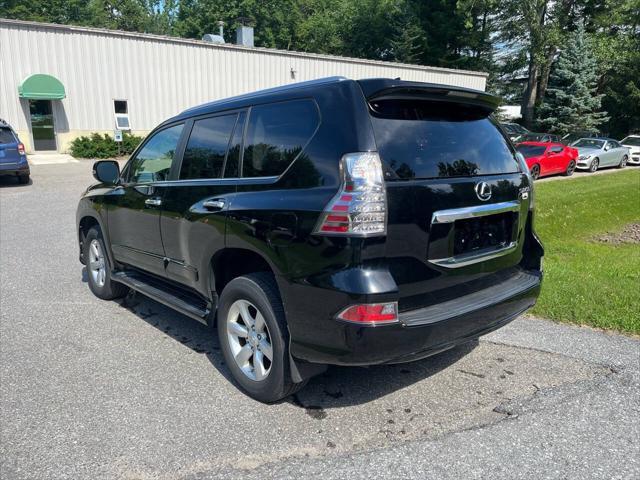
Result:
[516, 141, 578, 179]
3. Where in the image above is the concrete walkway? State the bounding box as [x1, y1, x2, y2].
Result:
[27, 153, 78, 165]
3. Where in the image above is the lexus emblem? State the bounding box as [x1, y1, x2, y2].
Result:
[475, 182, 492, 201]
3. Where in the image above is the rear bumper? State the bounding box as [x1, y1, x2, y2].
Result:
[287, 269, 541, 366]
[0, 162, 30, 176]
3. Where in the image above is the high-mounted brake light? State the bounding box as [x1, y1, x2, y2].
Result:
[337, 302, 399, 325]
[17, 143, 25, 156]
[314, 152, 387, 236]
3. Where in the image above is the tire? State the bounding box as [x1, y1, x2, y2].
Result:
[590, 158, 599, 172]
[530, 164, 540, 180]
[217, 272, 306, 403]
[18, 175, 29, 184]
[564, 160, 576, 176]
[618, 155, 628, 168]
[83, 226, 129, 300]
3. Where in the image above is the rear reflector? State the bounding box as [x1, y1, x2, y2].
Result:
[337, 302, 398, 325]
[314, 152, 387, 236]
[17, 143, 25, 155]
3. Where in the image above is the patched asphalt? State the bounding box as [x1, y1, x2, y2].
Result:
[1, 162, 638, 479]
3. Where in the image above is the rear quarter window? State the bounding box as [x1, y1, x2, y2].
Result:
[242, 99, 319, 177]
[0, 128, 16, 144]
[370, 99, 519, 179]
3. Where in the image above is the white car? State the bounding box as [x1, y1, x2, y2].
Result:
[620, 135, 640, 165]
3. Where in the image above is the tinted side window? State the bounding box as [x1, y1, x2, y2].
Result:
[243, 99, 319, 177]
[128, 124, 183, 183]
[180, 114, 237, 179]
[224, 111, 246, 178]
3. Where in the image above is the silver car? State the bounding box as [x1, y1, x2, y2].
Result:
[572, 138, 630, 172]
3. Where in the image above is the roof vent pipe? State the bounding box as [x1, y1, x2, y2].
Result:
[202, 20, 225, 44]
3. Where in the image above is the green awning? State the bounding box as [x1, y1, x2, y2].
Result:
[18, 74, 66, 100]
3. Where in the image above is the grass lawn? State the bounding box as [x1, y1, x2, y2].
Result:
[530, 169, 640, 334]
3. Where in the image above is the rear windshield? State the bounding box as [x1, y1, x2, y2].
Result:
[370, 99, 519, 179]
[0, 127, 16, 144]
[517, 145, 546, 158]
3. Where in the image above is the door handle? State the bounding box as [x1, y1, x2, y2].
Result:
[202, 199, 225, 211]
[145, 198, 162, 207]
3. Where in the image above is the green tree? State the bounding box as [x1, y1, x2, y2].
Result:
[537, 23, 608, 134]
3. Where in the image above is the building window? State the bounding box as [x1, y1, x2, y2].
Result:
[114, 100, 130, 130]
[114, 100, 128, 114]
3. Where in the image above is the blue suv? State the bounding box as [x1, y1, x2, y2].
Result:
[0, 120, 30, 184]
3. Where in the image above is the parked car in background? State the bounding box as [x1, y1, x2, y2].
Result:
[572, 138, 630, 172]
[76, 77, 544, 403]
[0, 119, 30, 184]
[519, 132, 562, 144]
[620, 135, 640, 165]
[500, 122, 530, 143]
[516, 141, 578, 179]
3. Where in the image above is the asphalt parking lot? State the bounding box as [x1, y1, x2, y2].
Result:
[1, 161, 639, 480]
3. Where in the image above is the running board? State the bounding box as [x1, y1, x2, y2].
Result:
[112, 271, 210, 325]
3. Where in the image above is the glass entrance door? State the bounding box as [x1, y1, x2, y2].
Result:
[29, 100, 56, 151]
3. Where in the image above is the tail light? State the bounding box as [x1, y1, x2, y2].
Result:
[17, 143, 25, 155]
[337, 302, 398, 325]
[314, 152, 387, 236]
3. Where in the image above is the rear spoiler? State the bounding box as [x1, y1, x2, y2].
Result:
[358, 79, 501, 113]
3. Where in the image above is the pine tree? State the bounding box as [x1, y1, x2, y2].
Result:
[538, 23, 609, 134]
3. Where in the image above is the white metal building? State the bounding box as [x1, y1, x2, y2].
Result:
[0, 18, 488, 153]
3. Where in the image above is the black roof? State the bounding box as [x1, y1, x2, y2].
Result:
[165, 76, 499, 126]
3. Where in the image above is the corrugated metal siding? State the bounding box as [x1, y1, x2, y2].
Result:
[0, 20, 487, 132]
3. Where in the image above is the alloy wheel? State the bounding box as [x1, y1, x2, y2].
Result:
[590, 159, 599, 172]
[567, 161, 576, 175]
[531, 165, 540, 180]
[88, 239, 106, 287]
[226, 299, 273, 382]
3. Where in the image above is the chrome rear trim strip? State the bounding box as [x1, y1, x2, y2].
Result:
[431, 201, 520, 224]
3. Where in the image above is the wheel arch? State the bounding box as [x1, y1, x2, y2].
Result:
[209, 248, 280, 298]
[77, 211, 115, 269]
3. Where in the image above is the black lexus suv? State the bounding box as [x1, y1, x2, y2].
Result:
[77, 77, 543, 402]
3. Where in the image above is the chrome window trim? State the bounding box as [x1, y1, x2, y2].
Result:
[431, 201, 520, 224]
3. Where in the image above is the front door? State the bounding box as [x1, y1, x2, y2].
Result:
[547, 145, 565, 173]
[602, 141, 618, 167]
[29, 100, 56, 151]
[106, 123, 185, 277]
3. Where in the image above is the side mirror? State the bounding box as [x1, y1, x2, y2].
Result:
[93, 160, 120, 184]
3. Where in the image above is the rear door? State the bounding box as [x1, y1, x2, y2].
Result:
[160, 111, 245, 291]
[367, 94, 532, 312]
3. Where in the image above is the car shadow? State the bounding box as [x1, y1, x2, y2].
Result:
[0, 176, 32, 187]
[115, 290, 478, 408]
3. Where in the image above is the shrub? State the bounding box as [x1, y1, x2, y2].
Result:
[69, 132, 144, 158]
